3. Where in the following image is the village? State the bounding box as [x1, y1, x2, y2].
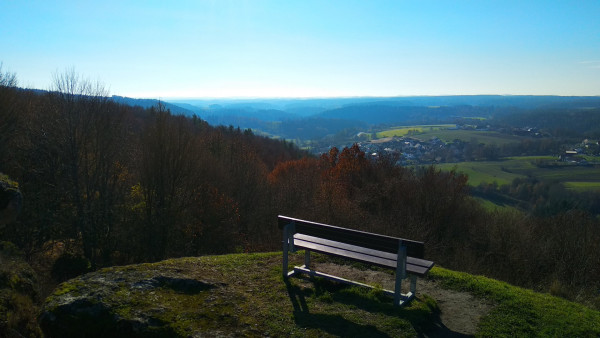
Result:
[358, 136, 450, 165]
[320, 125, 600, 166]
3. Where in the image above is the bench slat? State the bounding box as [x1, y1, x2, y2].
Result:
[294, 235, 433, 277]
[294, 234, 434, 271]
[294, 237, 396, 268]
[279, 215, 426, 258]
[295, 233, 397, 260]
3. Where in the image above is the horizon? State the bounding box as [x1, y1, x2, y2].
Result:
[2, 1, 599, 99]
[163, 94, 600, 101]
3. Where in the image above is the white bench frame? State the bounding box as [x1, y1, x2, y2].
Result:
[280, 216, 433, 307]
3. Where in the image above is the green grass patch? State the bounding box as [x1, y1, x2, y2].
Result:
[439, 156, 600, 188]
[376, 124, 456, 138]
[428, 267, 600, 337]
[581, 155, 600, 162]
[437, 162, 523, 186]
[564, 181, 600, 192]
[473, 197, 518, 212]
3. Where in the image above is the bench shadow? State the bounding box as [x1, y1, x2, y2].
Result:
[285, 279, 390, 337]
[419, 315, 474, 338]
[286, 277, 473, 337]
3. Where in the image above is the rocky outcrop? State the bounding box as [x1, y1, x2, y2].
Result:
[0, 241, 41, 338]
[39, 253, 448, 337]
[39, 257, 232, 338]
[0, 174, 21, 227]
[0, 176, 39, 338]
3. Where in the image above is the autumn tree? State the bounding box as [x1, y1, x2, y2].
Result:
[316, 144, 371, 226]
[268, 157, 321, 220]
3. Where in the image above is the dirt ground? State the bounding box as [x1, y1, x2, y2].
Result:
[315, 263, 494, 337]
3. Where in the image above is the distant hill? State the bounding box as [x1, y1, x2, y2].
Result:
[315, 104, 493, 125]
[111, 95, 195, 116]
[164, 95, 600, 142]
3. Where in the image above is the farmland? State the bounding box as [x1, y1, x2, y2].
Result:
[376, 124, 456, 138]
[374, 124, 527, 145]
[371, 125, 600, 192]
[437, 156, 600, 191]
[413, 129, 527, 146]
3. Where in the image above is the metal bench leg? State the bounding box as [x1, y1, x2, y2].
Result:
[282, 224, 289, 279]
[410, 275, 417, 295]
[304, 249, 311, 269]
[394, 243, 407, 306]
[394, 273, 402, 306]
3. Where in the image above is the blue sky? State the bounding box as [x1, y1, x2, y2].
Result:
[1, 0, 599, 98]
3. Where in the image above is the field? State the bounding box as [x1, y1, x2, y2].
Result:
[376, 124, 456, 138]
[564, 181, 600, 192]
[375, 125, 527, 146]
[438, 156, 600, 190]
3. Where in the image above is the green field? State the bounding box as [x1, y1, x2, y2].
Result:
[564, 181, 600, 192]
[376, 125, 529, 146]
[438, 156, 600, 187]
[376, 124, 456, 138]
[474, 197, 519, 212]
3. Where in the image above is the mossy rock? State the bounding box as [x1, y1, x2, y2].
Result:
[40, 262, 224, 338]
[0, 174, 21, 226]
[0, 242, 41, 337]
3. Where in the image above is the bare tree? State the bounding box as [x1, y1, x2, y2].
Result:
[0, 63, 17, 87]
[137, 103, 201, 260]
[0, 64, 19, 170]
[49, 69, 127, 267]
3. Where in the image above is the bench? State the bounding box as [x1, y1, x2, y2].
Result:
[279, 215, 434, 306]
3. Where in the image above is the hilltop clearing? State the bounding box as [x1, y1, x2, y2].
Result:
[40, 252, 600, 337]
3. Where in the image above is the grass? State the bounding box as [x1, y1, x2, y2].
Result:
[438, 156, 600, 187]
[42, 251, 600, 337]
[43, 252, 440, 337]
[472, 197, 518, 212]
[201, 253, 440, 337]
[581, 155, 600, 162]
[437, 162, 523, 186]
[564, 181, 600, 192]
[376, 124, 456, 138]
[428, 267, 600, 337]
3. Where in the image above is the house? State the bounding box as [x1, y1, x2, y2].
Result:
[559, 150, 578, 162]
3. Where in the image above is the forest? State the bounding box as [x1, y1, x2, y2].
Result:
[1, 69, 599, 314]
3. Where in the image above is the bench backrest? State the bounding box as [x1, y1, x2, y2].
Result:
[278, 215, 425, 259]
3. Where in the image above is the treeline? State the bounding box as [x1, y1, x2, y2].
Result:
[425, 138, 566, 163]
[473, 177, 600, 217]
[1, 70, 599, 308]
[0, 70, 306, 270]
[495, 107, 600, 139]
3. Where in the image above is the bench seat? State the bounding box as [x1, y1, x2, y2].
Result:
[293, 233, 434, 276]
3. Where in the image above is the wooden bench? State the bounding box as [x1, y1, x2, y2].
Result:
[279, 215, 434, 306]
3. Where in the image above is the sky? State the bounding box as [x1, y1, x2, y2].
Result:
[1, 0, 599, 98]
